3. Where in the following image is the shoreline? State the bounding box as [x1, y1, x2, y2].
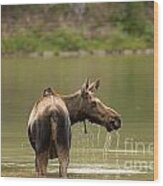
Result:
[2, 48, 154, 58]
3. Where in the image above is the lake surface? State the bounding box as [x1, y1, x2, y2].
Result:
[1, 54, 154, 180]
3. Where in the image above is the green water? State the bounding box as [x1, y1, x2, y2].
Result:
[1, 55, 154, 180]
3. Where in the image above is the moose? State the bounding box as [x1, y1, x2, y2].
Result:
[27, 79, 121, 178]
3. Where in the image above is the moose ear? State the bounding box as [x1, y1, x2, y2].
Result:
[81, 78, 90, 96]
[82, 78, 90, 90]
[88, 79, 100, 92]
[85, 78, 90, 89]
[43, 87, 55, 97]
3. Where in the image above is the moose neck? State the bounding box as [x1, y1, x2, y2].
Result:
[61, 91, 85, 125]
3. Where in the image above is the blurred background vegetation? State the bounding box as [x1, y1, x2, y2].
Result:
[1, 2, 154, 54]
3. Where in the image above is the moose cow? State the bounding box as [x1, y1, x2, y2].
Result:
[27, 79, 121, 178]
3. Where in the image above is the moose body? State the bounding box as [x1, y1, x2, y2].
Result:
[27, 79, 121, 178]
[28, 88, 71, 177]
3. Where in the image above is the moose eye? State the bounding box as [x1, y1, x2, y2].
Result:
[91, 101, 97, 107]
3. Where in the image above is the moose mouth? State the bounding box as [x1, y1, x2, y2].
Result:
[86, 116, 121, 132]
[106, 118, 121, 132]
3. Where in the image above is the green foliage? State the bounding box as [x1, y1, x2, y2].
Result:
[122, 3, 146, 36]
[144, 20, 154, 47]
[48, 29, 87, 51]
[110, 2, 154, 38]
[2, 26, 151, 53]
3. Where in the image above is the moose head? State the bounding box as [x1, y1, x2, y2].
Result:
[62, 79, 122, 132]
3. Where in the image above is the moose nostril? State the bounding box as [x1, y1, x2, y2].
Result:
[110, 120, 115, 127]
[115, 118, 121, 128]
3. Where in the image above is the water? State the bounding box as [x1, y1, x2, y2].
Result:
[1, 55, 154, 180]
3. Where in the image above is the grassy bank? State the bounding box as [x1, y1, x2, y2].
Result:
[2, 26, 153, 54]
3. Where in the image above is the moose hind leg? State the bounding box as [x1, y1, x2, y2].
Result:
[58, 150, 69, 178]
[36, 151, 48, 177]
[35, 156, 39, 176]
